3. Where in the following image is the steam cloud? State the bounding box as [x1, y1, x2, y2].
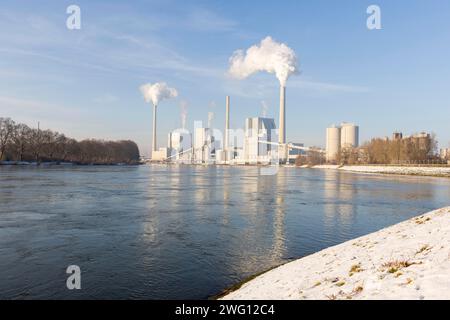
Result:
[179, 100, 188, 129]
[261, 100, 268, 117]
[228, 36, 298, 87]
[139, 82, 178, 106]
[207, 112, 214, 128]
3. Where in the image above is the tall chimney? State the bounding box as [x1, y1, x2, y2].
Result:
[278, 86, 286, 163]
[152, 104, 157, 155]
[225, 96, 230, 152]
[279, 86, 286, 145]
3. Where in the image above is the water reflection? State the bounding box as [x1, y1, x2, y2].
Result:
[0, 165, 449, 299]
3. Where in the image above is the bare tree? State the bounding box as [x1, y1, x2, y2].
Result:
[0, 118, 15, 160]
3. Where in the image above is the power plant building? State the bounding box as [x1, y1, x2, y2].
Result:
[326, 125, 341, 162]
[326, 122, 359, 162]
[168, 130, 192, 162]
[243, 117, 277, 164]
[194, 127, 216, 164]
[340, 123, 359, 149]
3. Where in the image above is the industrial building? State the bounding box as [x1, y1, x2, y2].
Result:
[288, 143, 306, 164]
[168, 129, 192, 162]
[243, 117, 277, 164]
[326, 123, 359, 162]
[340, 122, 359, 149]
[440, 148, 450, 160]
[193, 127, 216, 164]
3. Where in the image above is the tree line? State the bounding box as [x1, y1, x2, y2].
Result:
[295, 133, 441, 166]
[0, 117, 140, 164]
[336, 133, 439, 165]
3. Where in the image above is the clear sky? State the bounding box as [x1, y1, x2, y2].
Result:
[1, 0, 450, 156]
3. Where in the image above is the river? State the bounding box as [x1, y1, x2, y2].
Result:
[0, 165, 449, 299]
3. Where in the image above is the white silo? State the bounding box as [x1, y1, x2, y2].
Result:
[340, 122, 359, 148]
[326, 125, 341, 162]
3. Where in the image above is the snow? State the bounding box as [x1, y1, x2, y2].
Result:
[340, 165, 450, 177]
[311, 165, 450, 177]
[221, 207, 450, 300]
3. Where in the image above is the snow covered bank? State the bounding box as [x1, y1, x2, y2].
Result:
[312, 165, 450, 177]
[221, 207, 450, 300]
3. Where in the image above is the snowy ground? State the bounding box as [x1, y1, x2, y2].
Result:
[312, 165, 450, 177]
[222, 207, 450, 300]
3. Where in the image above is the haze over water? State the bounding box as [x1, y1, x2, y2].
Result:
[1, 165, 449, 299]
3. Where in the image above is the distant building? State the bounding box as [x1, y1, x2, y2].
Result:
[440, 148, 450, 160]
[326, 125, 341, 162]
[392, 132, 403, 140]
[340, 123, 359, 149]
[326, 122, 359, 162]
[194, 127, 215, 164]
[168, 129, 192, 162]
[243, 117, 277, 164]
[288, 143, 305, 164]
[152, 147, 170, 161]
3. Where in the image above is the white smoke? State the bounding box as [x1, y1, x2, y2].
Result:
[207, 112, 214, 128]
[139, 82, 178, 106]
[228, 36, 298, 87]
[261, 100, 268, 117]
[179, 100, 188, 129]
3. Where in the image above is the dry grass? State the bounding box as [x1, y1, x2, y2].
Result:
[415, 217, 431, 225]
[381, 260, 413, 274]
[336, 281, 346, 287]
[349, 263, 363, 276]
[416, 244, 431, 254]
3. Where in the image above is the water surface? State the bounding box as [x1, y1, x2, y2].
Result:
[0, 165, 449, 299]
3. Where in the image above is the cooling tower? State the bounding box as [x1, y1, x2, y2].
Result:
[326, 125, 341, 162]
[340, 123, 359, 148]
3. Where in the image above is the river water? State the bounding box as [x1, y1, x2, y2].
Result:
[0, 165, 449, 299]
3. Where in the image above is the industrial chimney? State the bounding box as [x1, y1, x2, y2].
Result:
[152, 104, 157, 153]
[225, 96, 230, 156]
[278, 86, 286, 162]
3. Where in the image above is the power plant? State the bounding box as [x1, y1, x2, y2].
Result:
[141, 36, 301, 164]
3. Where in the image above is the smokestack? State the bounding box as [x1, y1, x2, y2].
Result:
[279, 86, 286, 145]
[225, 96, 230, 152]
[152, 104, 157, 153]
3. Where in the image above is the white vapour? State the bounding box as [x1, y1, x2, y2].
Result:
[261, 100, 268, 117]
[179, 100, 188, 129]
[139, 82, 178, 106]
[208, 112, 214, 128]
[228, 36, 298, 87]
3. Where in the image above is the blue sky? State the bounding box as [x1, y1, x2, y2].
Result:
[1, 0, 450, 156]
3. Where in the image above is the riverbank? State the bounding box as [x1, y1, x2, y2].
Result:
[0, 161, 141, 166]
[221, 207, 450, 300]
[311, 165, 450, 177]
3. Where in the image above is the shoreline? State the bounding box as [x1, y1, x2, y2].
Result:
[221, 207, 450, 300]
[309, 164, 450, 178]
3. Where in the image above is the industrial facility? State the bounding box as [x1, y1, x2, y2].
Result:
[326, 123, 359, 162]
[147, 92, 317, 165]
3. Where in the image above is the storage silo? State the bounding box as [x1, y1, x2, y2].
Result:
[340, 123, 359, 148]
[326, 125, 341, 162]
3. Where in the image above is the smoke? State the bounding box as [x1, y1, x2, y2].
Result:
[207, 112, 214, 128]
[228, 36, 298, 87]
[139, 82, 178, 106]
[179, 100, 188, 129]
[261, 100, 268, 117]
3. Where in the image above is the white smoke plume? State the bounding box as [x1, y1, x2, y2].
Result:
[261, 100, 268, 117]
[139, 82, 178, 106]
[228, 36, 298, 87]
[207, 112, 214, 128]
[179, 100, 188, 129]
